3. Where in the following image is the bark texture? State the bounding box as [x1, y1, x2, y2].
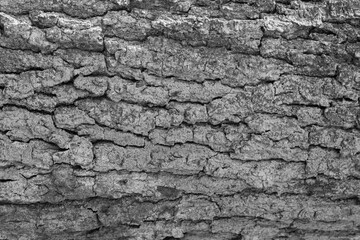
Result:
[1, 0, 360, 239]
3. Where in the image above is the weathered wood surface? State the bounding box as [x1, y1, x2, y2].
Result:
[1, 0, 360, 239]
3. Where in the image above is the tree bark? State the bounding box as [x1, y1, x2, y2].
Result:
[1, 0, 360, 239]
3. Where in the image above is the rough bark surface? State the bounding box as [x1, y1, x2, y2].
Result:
[1, 0, 360, 239]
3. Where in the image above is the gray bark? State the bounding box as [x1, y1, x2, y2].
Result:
[0, 0, 360, 239]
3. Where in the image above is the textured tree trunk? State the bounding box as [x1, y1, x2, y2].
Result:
[1, 0, 360, 239]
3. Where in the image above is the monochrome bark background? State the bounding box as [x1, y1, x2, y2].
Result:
[1, 0, 360, 239]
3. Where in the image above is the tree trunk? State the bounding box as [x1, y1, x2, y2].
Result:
[0, 0, 360, 239]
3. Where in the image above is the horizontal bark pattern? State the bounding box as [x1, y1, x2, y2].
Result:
[1, 0, 360, 239]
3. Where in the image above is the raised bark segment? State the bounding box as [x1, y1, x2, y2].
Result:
[1, 0, 360, 239]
